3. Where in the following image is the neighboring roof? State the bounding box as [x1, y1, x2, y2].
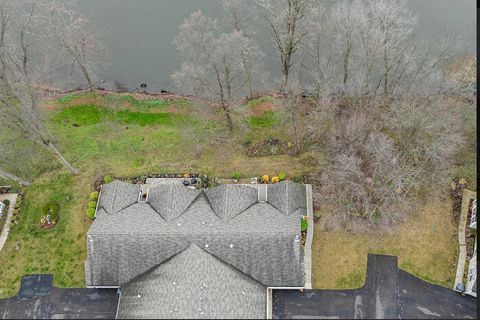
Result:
[85, 182, 306, 288]
[117, 244, 266, 319]
[268, 180, 307, 215]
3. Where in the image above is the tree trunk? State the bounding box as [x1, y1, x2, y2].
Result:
[0, 168, 31, 186]
[223, 104, 234, 132]
[80, 63, 94, 90]
[44, 141, 79, 175]
[281, 67, 289, 92]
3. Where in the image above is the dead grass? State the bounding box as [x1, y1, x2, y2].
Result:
[312, 197, 458, 289]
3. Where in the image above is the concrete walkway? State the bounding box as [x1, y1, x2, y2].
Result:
[304, 184, 313, 290]
[0, 194, 18, 252]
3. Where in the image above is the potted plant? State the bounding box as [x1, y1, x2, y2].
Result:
[261, 175, 270, 184]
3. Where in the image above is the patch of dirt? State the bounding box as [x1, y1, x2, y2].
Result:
[450, 177, 469, 223]
[249, 102, 276, 117]
[245, 139, 296, 157]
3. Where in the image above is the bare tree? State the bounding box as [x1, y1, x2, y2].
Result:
[382, 95, 464, 184]
[279, 80, 305, 155]
[305, 0, 453, 98]
[255, 0, 311, 91]
[0, 167, 30, 186]
[60, 13, 106, 90]
[0, 0, 88, 175]
[222, 0, 267, 99]
[444, 55, 476, 103]
[172, 10, 263, 131]
[318, 130, 416, 231]
[315, 109, 417, 231]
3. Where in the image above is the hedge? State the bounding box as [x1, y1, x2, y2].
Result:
[87, 207, 96, 219]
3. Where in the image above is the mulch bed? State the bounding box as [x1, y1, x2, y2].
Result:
[40, 223, 57, 230]
[450, 177, 469, 223]
[246, 139, 297, 157]
[301, 230, 307, 248]
[0, 186, 11, 194]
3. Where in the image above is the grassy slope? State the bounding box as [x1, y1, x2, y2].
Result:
[0, 91, 473, 297]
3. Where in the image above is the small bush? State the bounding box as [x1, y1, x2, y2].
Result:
[271, 176, 280, 183]
[278, 172, 287, 181]
[90, 191, 99, 201]
[104, 175, 113, 184]
[88, 201, 97, 209]
[86, 207, 96, 219]
[301, 219, 308, 232]
[2, 200, 10, 207]
[232, 172, 241, 180]
[261, 175, 270, 183]
[293, 176, 302, 183]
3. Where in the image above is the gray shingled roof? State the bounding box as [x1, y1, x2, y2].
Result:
[267, 180, 307, 215]
[86, 191, 304, 287]
[204, 184, 258, 220]
[97, 181, 140, 215]
[147, 184, 201, 222]
[117, 244, 266, 319]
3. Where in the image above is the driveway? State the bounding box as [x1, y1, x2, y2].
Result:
[273, 254, 476, 319]
[0, 275, 118, 319]
[0, 194, 18, 251]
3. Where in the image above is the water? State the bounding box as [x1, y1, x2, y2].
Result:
[73, 0, 476, 93]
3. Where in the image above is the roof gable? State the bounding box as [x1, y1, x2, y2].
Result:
[148, 184, 201, 222]
[117, 244, 266, 319]
[205, 184, 258, 220]
[267, 180, 307, 215]
[98, 181, 140, 215]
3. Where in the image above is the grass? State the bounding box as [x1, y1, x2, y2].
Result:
[0, 173, 90, 297]
[312, 198, 458, 289]
[56, 91, 99, 104]
[246, 95, 274, 108]
[51, 104, 190, 127]
[248, 111, 279, 128]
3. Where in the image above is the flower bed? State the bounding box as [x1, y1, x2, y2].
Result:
[39, 202, 60, 230]
[301, 217, 308, 248]
[8, 193, 24, 230]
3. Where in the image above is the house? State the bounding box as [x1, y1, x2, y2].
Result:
[465, 198, 476, 297]
[0, 201, 5, 216]
[465, 238, 476, 297]
[85, 180, 309, 319]
[469, 199, 476, 229]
